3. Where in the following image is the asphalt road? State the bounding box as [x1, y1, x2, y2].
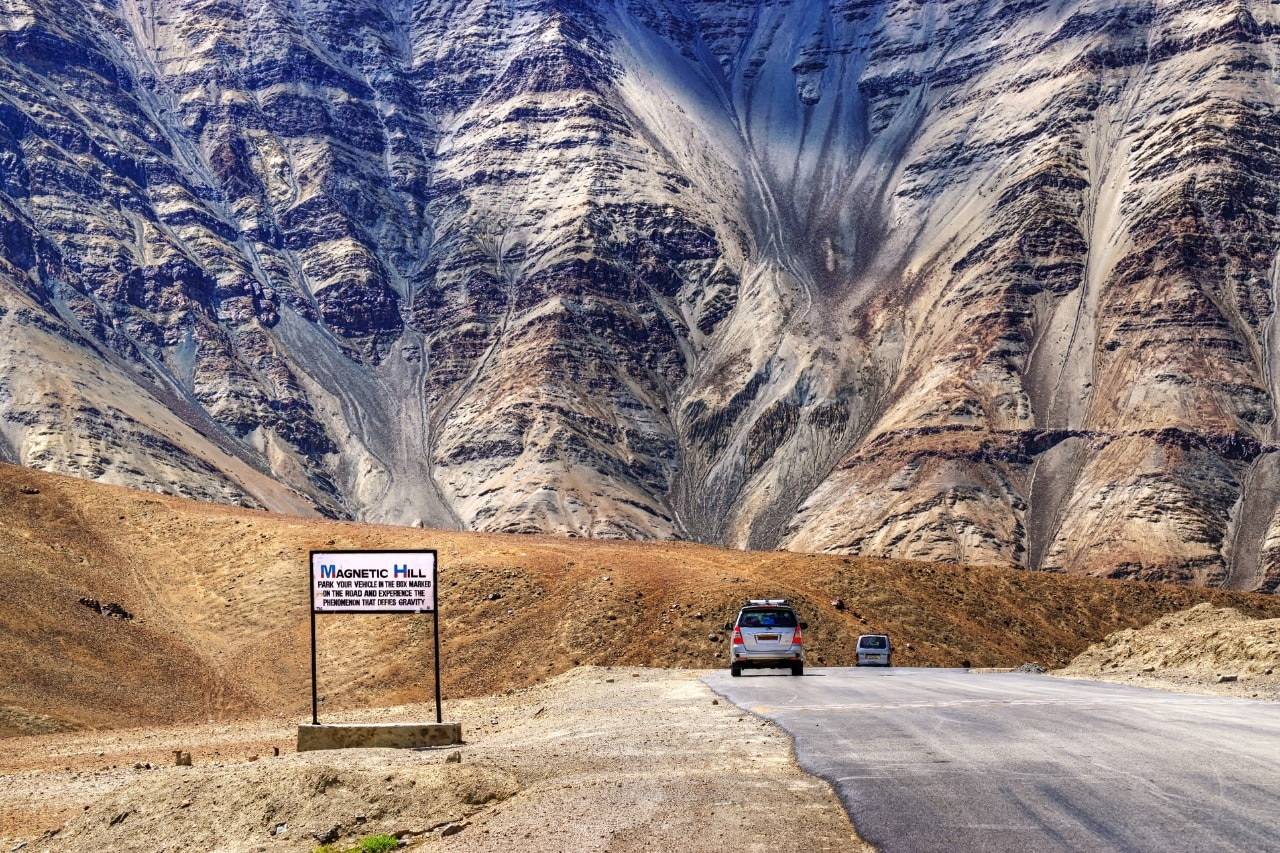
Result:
[705, 668, 1280, 853]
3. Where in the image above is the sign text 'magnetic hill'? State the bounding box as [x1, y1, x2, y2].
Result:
[310, 550, 436, 614]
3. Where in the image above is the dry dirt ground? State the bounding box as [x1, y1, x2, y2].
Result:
[1055, 602, 1280, 700]
[4, 462, 1280, 738]
[5, 463, 1280, 851]
[0, 667, 868, 853]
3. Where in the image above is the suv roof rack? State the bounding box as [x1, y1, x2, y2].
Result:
[746, 599, 789, 606]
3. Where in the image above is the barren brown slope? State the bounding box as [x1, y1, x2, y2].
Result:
[4, 461, 1280, 737]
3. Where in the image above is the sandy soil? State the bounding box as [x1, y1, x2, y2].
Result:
[0, 667, 867, 853]
[1055, 603, 1280, 700]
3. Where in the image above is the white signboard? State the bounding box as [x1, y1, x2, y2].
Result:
[311, 550, 436, 614]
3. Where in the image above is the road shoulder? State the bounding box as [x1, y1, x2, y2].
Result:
[0, 667, 867, 852]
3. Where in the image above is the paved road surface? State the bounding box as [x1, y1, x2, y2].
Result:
[706, 668, 1280, 852]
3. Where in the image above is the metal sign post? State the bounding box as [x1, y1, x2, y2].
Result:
[308, 550, 441, 724]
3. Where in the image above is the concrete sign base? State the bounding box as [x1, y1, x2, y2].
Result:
[297, 722, 462, 752]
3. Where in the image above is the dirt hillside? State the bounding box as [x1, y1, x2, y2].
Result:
[1056, 603, 1280, 699]
[3, 462, 1280, 735]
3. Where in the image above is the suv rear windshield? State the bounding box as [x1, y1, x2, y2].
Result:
[859, 636, 888, 649]
[739, 609, 798, 628]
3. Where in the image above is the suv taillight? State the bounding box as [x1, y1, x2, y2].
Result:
[732, 626, 744, 645]
[793, 625, 803, 645]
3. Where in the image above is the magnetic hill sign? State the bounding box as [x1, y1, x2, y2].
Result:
[307, 549, 443, 725]
[311, 550, 436, 613]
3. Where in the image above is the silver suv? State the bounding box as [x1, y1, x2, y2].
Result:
[725, 600, 807, 676]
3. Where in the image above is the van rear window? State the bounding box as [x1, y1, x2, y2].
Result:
[859, 636, 888, 649]
[739, 609, 798, 628]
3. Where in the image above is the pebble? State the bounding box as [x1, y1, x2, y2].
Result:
[1216, 674, 1239, 683]
[310, 828, 339, 845]
[440, 821, 469, 837]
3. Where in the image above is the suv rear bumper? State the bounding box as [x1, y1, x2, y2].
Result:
[732, 659, 802, 670]
[730, 650, 804, 668]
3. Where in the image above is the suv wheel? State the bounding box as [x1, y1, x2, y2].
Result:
[730, 663, 742, 677]
[791, 663, 804, 676]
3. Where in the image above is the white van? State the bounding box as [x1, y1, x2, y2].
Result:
[856, 634, 892, 666]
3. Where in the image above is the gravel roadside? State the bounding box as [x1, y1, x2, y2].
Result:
[0, 667, 867, 852]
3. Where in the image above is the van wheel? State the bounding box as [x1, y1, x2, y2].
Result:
[730, 664, 742, 677]
[791, 664, 804, 676]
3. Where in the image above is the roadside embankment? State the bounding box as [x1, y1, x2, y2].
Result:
[1055, 603, 1280, 700]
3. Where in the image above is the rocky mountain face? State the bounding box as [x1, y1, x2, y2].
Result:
[2, 0, 1280, 591]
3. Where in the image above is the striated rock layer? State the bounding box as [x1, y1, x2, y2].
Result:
[3, 0, 1280, 590]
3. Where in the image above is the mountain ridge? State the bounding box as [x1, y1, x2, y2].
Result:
[2, 0, 1280, 589]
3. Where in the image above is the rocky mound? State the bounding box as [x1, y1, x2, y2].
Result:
[45, 751, 517, 852]
[1056, 604, 1280, 699]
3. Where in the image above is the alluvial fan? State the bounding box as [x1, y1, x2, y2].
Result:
[2, 0, 1280, 590]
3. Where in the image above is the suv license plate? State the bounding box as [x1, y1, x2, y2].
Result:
[757, 634, 780, 641]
